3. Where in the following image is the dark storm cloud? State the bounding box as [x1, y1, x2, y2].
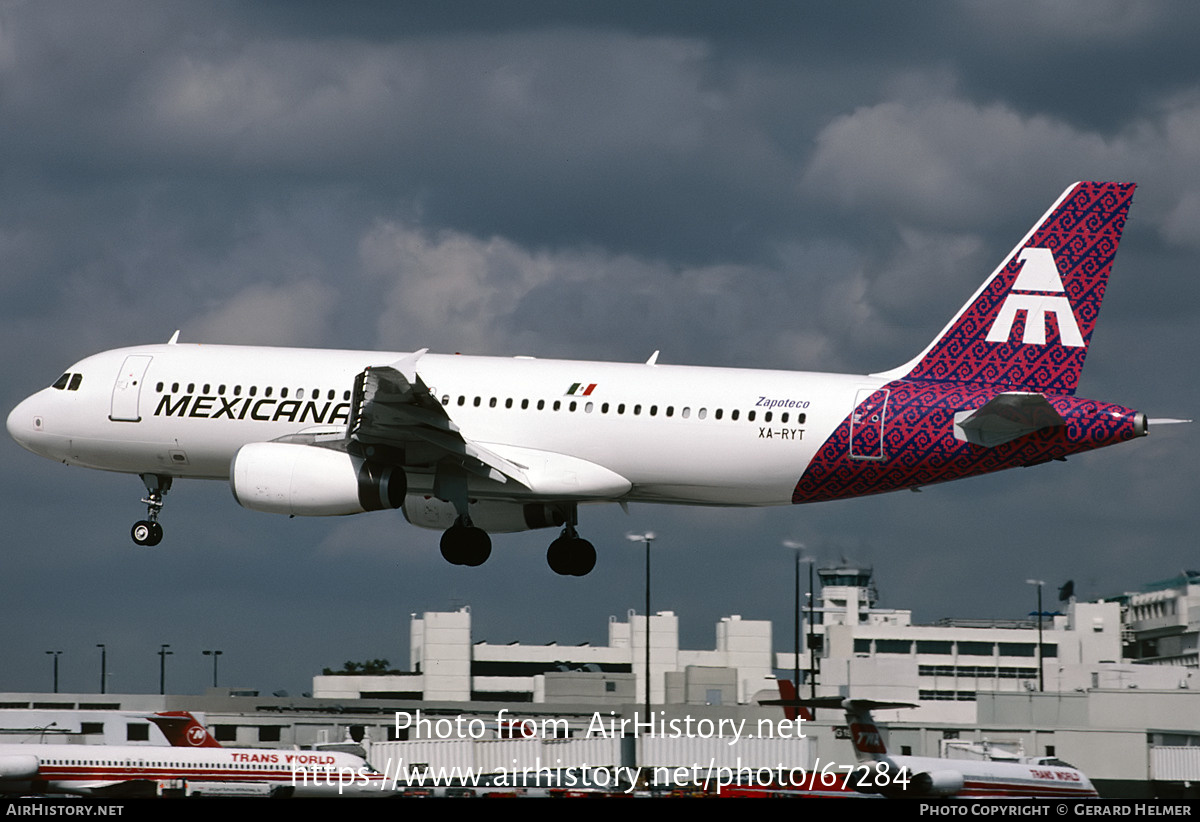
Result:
[1, 2, 1196, 696]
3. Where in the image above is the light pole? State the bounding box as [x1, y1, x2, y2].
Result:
[783, 540, 815, 698]
[203, 650, 223, 688]
[1026, 579, 1045, 692]
[96, 644, 106, 694]
[626, 532, 656, 725]
[45, 650, 62, 693]
[158, 644, 173, 695]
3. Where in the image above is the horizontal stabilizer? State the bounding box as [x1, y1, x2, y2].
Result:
[954, 392, 1064, 447]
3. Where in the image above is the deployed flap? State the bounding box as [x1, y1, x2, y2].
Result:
[953, 392, 1065, 447]
[347, 350, 528, 486]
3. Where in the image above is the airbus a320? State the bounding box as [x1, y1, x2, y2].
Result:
[7, 182, 1160, 575]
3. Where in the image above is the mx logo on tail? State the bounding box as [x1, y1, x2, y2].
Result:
[985, 248, 1084, 347]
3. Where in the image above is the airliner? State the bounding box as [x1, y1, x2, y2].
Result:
[769, 692, 1099, 799]
[7, 182, 1159, 575]
[0, 711, 394, 797]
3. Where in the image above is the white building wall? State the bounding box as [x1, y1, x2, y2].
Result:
[418, 608, 472, 701]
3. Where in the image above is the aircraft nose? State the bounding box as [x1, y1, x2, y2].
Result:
[7, 394, 44, 453]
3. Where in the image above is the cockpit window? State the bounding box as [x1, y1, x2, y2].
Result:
[52, 373, 71, 390]
[68, 373, 83, 391]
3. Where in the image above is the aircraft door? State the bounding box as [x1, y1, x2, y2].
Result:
[849, 387, 888, 460]
[110, 355, 153, 422]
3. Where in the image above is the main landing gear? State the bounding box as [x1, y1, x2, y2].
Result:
[546, 525, 595, 577]
[439, 516, 492, 567]
[131, 473, 171, 547]
[435, 505, 596, 576]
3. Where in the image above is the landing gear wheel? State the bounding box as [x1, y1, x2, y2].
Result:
[440, 523, 492, 567]
[547, 535, 596, 576]
[570, 538, 596, 576]
[131, 520, 163, 547]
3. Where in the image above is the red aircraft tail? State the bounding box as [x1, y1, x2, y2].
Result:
[770, 679, 814, 722]
[147, 711, 223, 748]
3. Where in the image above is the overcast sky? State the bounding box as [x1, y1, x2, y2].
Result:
[2, 1, 1197, 698]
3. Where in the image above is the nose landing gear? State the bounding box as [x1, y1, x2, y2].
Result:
[131, 474, 172, 546]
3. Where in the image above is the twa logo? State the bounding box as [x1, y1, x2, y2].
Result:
[985, 248, 1084, 347]
[186, 726, 207, 746]
[850, 722, 886, 754]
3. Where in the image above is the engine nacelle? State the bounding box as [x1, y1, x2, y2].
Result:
[230, 442, 405, 516]
[909, 769, 965, 796]
[402, 495, 566, 533]
[0, 754, 40, 779]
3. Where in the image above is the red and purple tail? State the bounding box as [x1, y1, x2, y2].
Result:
[148, 711, 223, 748]
[879, 181, 1135, 395]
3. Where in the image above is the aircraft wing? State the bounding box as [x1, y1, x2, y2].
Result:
[346, 349, 531, 487]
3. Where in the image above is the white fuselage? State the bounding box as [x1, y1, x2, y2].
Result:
[0, 741, 392, 797]
[882, 753, 1098, 799]
[8, 342, 878, 507]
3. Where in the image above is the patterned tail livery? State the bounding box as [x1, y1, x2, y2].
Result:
[794, 182, 1146, 504]
[887, 181, 1135, 394]
[147, 711, 223, 748]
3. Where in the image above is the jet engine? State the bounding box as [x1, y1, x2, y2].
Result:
[230, 442, 405, 516]
[0, 754, 39, 779]
[909, 769, 965, 796]
[402, 495, 566, 533]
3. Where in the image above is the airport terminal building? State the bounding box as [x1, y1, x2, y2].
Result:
[4, 564, 1200, 796]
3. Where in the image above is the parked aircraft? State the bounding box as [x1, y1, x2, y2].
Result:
[8, 182, 1158, 575]
[774, 695, 1099, 799]
[0, 711, 393, 797]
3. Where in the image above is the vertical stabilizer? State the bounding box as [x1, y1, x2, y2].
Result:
[879, 181, 1135, 394]
[148, 711, 223, 748]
